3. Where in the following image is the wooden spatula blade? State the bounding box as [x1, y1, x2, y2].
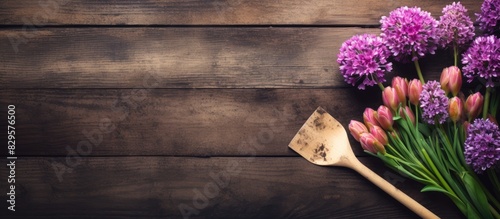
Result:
[288, 107, 351, 166]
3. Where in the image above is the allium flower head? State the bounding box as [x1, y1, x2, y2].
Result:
[477, 0, 500, 34]
[464, 118, 500, 173]
[438, 2, 475, 48]
[419, 81, 449, 124]
[462, 35, 500, 88]
[380, 6, 439, 62]
[337, 34, 393, 89]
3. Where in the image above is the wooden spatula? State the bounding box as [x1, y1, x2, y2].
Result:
[288, 107, 439, 219]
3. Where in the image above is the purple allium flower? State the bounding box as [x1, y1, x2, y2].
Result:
[462, 35, 500, 88]
[438, 2, 475, 48]
[419, 81, 449, 124]
[477, 0, 500, 34]
[380, 6, 439, 62]
[337, 34, 393, 90]
[464, 118, 500, 173]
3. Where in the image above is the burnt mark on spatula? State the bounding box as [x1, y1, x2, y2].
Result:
[311, 143, 328, 161]
[313, 117, 326, 130]
[296, 139, 309, 151]
[316, 107, 326, 115]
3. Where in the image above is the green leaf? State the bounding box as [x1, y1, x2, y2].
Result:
[489, 89, 499, 117]
[462, 173, 493, 219]
[465, 203, 481, 219]
[418, 123, 431, 137]
[421, 185, 454, 197]
[394, 166, 430, 184]
[453, 127, 467, 167]
[421, 184, 468, 216]
[378, 154, 398, 167]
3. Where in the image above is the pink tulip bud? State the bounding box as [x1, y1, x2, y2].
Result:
[382, 86, 400, 112]
[465, 92, 483, 121]
[440, 67, 451, 94]
[359, 133, 386, 154]
[463, 121, 470, 133]
[448, 66, 462, 96]
[399, 105, 416, 124]
[363, 108, 380, 130]
[376, 105, 394, 131]
[390, 130, 399, 139]
[448, 97, 463, 123]
[392, 77, 408, 106]
[370, 126, 388, 145]
[408, 79, 423, 106]
[348, 120, 369, 142]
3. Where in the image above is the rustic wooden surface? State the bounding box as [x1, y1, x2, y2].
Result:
[0, 28, 455, 89]
[0, 0, 480, 25]
[0, 0, 479, 218]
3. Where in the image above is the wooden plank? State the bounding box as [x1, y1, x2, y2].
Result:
[0, 157, 461, 218]
[0, 88, 383, 157]
[0, 0, 481, 25]
[0, 27, 455, 89]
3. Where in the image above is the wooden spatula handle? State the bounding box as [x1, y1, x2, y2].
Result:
[350, 158, 439, 219]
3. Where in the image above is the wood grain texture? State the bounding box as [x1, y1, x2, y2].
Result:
[0, 157, 461, 218]
[0, 0, 480, 25]
[0, 88, 382, 156]
[0, 27, 454, 89]
[0, 0, 473, 217]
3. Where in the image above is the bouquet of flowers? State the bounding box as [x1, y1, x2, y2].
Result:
[337, 1, 500, 218]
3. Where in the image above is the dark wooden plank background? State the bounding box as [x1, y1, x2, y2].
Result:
[0, 0, 479, 218]
[0, 0, 480, 25]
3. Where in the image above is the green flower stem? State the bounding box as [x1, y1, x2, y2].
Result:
[414, 104, 420, 128]
[488, 169, 500, 203]
[421, 148, 459, 200]
[453, 43, 458, 67]
[385, 144, 404, 159]
[437, 126, 463, 169]
[489, 169, 500, 194]
[490, 89, 499, 118]
[388, 128, 441, 184]
[414, 59, 425, 84]
[395, 122, 439, 182]
[438, 125, 452, 147]
[463, 159, 500, 213]
[384, 153, 434, 181]
[386, 142, 438, 184]
[390, 139, 419, 170]
[488, 190, 500, 216]
[490, 204, 500, 219]
[483, 87, 492, 118]
[392, 132, 425, 168]
[378, 82, 385, 91]
[411, 51, 425, 83]
[453, 122, 457, 137]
